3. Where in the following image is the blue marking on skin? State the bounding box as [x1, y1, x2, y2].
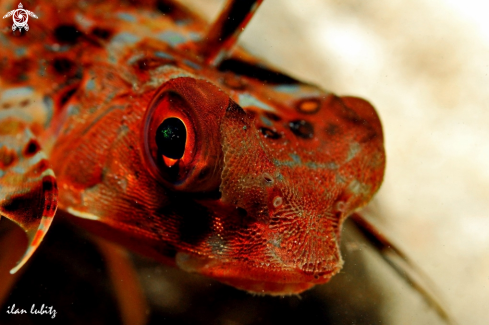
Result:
[75, 13, 94, 29]
[43, 96, 54, 127]
[27, 151, 44, 166]
[238, 94, 275, 112]
[44, 44, 70, 52]
[183, 59, 201, 70]
[38, 59, 47, 77]
[290, 154, 301, 163]
[188, 32, 201, 41]
[260, 116, 273, 127]
[273, 84, 301, 93]
[0, 170, 4, 178]
[155, 51, 174, 60]
[127, 54, 143, 65]
[346, 142, 361, 162]
[156, 31, 186, 46]
[117, 12, 137, 22]
[67, 104, 80, 117]
[111, 32, 140, 44]
[0, 110, 32, 122]
[175, 19, 190, 26]
[15, 47, 26, 57]
[1, 87, 34, 100]
[12, 166, 28, 174]
[212, 50, 227, 66]
[273, 155, 338, 170]
[85, 79, 96, 91]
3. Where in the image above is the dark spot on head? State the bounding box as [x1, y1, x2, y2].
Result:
[156, 0, 176, 13]
[260, 127, 281, 139]
[325, 123, 340, 135]
[134, 57, 173, 71]
[263, 173, 274, 183]
[23, 139, 40, 157]
[90, 27, 112, 40]
[297, 98, 321, 114]
[54, 25, 81, 44]
[1, 103, 12, 109]
[289, 120, 314, 139]
[264, 112, 281, 121]
[58, 84, 79, 107]
[52, 57, 75, 75]
[340, 105, 364, 125]
[156, 0, 188, 20]
[237, 207, 248, 218]
[19, 99, 30, 107]
[42, 176, 56, 192]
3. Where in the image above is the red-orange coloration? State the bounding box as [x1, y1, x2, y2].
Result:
[0, 0, 384, 295]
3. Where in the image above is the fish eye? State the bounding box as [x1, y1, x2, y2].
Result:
[142, 77, 233, 192]
[156, 117, 187, 160]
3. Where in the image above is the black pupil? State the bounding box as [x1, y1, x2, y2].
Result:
[155, 117, 187, 159]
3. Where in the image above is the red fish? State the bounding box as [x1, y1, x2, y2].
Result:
[4, 0, 447, 305]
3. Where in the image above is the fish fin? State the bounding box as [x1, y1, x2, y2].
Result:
[199, 0, 264, 66]
[0, 119, 57, 274]
[94, 237, 147, 325]
[350, 213, 457, 325]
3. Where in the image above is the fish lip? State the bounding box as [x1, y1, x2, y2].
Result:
[176, 252, 342, 294]
[209, 266, 341, 295]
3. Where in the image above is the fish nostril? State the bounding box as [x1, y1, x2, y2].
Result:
[335, 201, 346, 212]
[263, 173, 274, 183]
[260, 127, 281, 139]
[289, 119, 314, 139]
[273, 196, 283, 208]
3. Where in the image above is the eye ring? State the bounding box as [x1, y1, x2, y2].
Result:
[141, 77, 233, 192]
[142, 89, 197, 187]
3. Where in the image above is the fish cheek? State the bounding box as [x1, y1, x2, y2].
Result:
[219, 104, 278, 219]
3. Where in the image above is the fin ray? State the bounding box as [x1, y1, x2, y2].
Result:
[199, 0, 264, 66]
[0, 119, 58, 274]
[350, 213, 456, 325]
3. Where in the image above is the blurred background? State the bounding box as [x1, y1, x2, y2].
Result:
[181, 0, 489, 324]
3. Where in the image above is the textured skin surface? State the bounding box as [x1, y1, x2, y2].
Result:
[0, 0, 385, 294]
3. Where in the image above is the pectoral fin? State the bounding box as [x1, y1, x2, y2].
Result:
[0, 119, 57, 273]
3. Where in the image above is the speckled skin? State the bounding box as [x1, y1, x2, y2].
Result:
[0, 0, 385, 294]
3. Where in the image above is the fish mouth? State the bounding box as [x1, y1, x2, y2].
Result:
[176, 252, 342, 295]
